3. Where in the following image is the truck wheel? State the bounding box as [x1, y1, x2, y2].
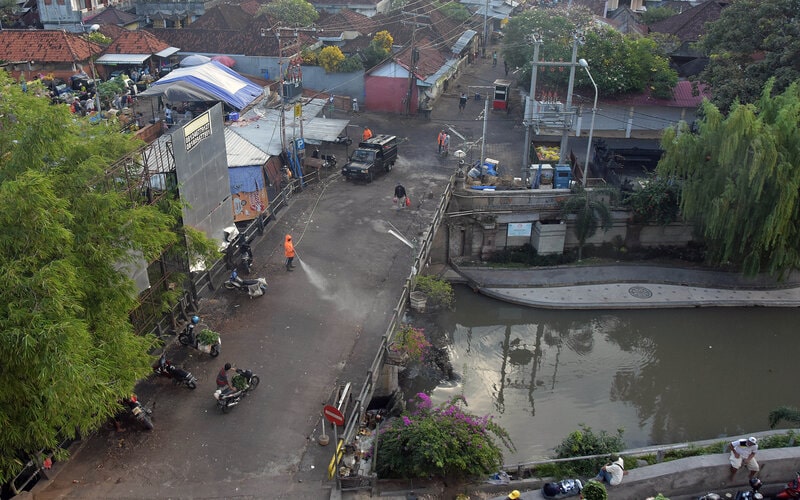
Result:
[386, 162, 393, 172]
[367, 171, 373, 183]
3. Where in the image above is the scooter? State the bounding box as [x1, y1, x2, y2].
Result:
[122, 394, 154, 430]
[223, 270, 267, 298]
[152, 353, 198, 389]
[238, 243, 253, 275]
[177, 316, 221, 357]
[214, 368, 260, 413]
[699, 478, 764, 500]
[334, 134, 352, 146]
[776, 472, 800, 499]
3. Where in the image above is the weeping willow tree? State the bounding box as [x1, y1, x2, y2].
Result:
[559, 187, 614, 261]
[657, 79, 800, 278]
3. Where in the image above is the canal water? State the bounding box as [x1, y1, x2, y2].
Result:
[410, 285, 799, 464]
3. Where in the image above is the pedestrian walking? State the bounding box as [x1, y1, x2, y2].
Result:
[352, 98, 359, 113]
[459, 92, 467, 112]
[284, 234, 296, 271]
[492, 51, 498, 67]
[437, 130, 446, 154]
[443, 134, 451, 155]
[362, 126, 373, 141]
[504, 60, 509, 76]
[394, 184, 407, 209]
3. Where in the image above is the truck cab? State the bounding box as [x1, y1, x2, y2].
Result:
[341, 134, 398, 182]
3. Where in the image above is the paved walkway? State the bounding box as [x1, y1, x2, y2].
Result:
[450, 264, 800, 309]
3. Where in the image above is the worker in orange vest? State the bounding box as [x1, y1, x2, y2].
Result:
[362, 126, 373, 141]
[437, 130, 447, 154]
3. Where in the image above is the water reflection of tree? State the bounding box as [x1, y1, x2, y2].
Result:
[491, 317, 597, 417]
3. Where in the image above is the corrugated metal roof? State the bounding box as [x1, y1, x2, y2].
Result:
[224, 128, 269, 167]
[155, 47, 180, 58]
[96, 53, 151, 65]
[227, 98, 350, 156]
[452, 30, 477, 54]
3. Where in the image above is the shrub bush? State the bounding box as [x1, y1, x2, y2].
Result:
[414, 274, 455, 309]
[376, 394, 514, 480]
[552, 425, 626, 477]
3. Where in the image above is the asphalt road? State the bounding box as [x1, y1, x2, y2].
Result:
[31, 52, 529, 500]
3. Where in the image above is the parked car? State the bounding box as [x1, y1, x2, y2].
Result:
[341, 134, 398, 183]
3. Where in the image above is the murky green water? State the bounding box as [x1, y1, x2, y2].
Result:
[416, 285, 799, 463]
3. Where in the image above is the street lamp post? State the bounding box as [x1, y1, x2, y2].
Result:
[579, 58, 598, 188]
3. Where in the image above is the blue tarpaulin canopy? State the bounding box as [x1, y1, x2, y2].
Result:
[140, 61, 263, 110]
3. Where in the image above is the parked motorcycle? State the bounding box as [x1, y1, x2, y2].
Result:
[776, 472, 800, 499]
[214, 368, 260, 413]
[177, 316, 221, 357]
[334, 134, 353, 146]
[224, 270, 267, 298]
[238, 243, 253, 275]
[699, 478, 763, 500]
[122, 394, 154, 430]
[152, 353, 198, 389]
[323, 153, 337, 169]
[542, 479, 583, 499]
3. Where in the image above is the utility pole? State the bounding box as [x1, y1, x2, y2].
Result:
[268, 26, 317, 183]
[521, 32, 583, 182]
[401, 13, 429, 116]
[522, 32, 542, 179]
[482, 0, 489, 57]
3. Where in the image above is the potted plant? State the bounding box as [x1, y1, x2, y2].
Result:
[386, 325, 431, 366]
[196, 329, 220, 347]
[582, 480, 607, 500]
[413, 275, 455, 311]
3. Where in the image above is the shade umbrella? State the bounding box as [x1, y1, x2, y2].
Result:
[211, 55, 236, 68]
[180, 54, 212, 67]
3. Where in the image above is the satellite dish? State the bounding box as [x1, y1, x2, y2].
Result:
[88, 24, 100, 32]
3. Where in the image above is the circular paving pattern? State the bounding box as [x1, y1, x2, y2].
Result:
[628, 286, 653, 299]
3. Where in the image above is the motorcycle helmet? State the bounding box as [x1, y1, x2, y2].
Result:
[191, 316, 200, 324]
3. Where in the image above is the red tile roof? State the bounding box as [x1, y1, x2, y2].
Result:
[146, 25, 281, 56]
[608, 80, 711, 107]
[0, 29, 103, 63]
[103, 30, 171, 54]
[648, 0, 727, 43]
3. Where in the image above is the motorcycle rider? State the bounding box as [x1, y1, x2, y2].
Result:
[216, 363, 236, 396]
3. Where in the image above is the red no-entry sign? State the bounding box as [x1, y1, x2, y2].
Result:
[323, 405, 345, 426]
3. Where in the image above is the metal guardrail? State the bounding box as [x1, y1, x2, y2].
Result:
[334, 174, 456, 491]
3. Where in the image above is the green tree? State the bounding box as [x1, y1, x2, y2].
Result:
[363, 31, 393, 68]
[0, 73, 178, 483]
[503, 10, 676, 99]
[438, 0, 470, 22]
[560, 188, 615, 261]
[318, 46, 345, 73]
[376, 394, 515, 480]
[258, 0, 318, 26]
[640, 6, 676, 25]
[657, 79, 800, 277]
[581, 27, 677, 99]
[700, 0, 800, 114]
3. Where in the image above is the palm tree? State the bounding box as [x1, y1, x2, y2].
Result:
[559, 187, 615, 260]
[769, 406, 800, 428]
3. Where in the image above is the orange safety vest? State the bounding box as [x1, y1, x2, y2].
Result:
[437, 132, 446, 145]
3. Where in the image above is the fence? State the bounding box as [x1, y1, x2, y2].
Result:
[333, 174, 456, 491]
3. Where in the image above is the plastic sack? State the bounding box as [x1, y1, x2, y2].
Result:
[405, 197, 411, 207]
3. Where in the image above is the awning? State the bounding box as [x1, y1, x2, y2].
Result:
[155, 47, 180, 58]
[96, 53, 151, 65]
